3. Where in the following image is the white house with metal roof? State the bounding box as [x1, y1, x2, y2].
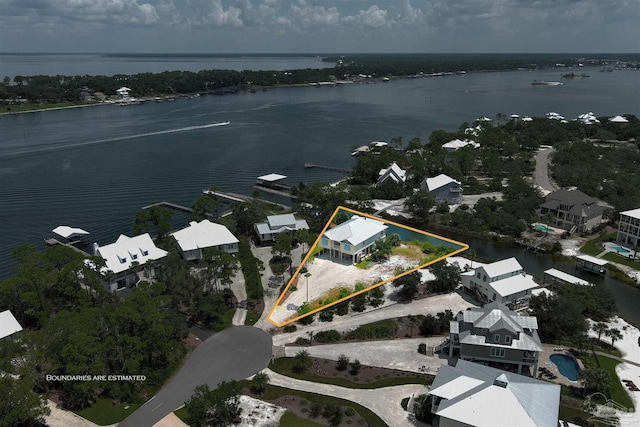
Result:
[461, 257, 539, 308]
[0, 310, 23, 342]
[93, 233, 168, 292]
[428, 359, 560, 427]
[442, 138, 480, 151]
[171, 220, 239, 260]
[376, 162, 407, 186]
[617, 207, 640, 249]
[420, 174, 463, 205]
[254, 214, 309, 243]
[320, 215, 388, 264]
[449, 302, 543, 376]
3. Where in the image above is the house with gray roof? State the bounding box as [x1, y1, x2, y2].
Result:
[460, 257, 539, 309]
[254, 214, 309, 244]
[320, 215, 388, 264]
[449, 302, 543, 376]
[539, 188, 604, 233]
[427, 359, 560, 427]
[420, 173, 463, 205]
[376, 162, 407, 187]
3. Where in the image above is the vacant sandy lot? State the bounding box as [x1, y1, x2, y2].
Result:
[269, 252, 421, 325]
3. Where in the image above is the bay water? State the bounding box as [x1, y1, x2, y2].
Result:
[1, 60, 639, 322]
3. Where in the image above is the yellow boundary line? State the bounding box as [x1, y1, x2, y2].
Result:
[266, 206, 469, 327]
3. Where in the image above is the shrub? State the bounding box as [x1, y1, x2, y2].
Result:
[345, 407, 356, 417]
[319, 310, 334, 322]
[295, 337, 311, 345]
[337, 354, 350, 371]
[310, 401, 323, 418]
[283, 325, 297, 333]
[314, 330, 341, 343]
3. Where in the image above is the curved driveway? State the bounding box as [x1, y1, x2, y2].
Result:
[119, 326, 272, 427]
[534, 148, 557, 193]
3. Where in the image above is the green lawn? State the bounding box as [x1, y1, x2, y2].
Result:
[76, 399, 142, 425]
[583, 353, 635, 410]
[280, 411, 327, 427]
[249, 383, 387, 427]
[270, 357, 433, 389]
[244, 309, 262, 325]
[558, 405, 592, 425]
[602, 252, 640, 269]
[214, 308, 236, 331]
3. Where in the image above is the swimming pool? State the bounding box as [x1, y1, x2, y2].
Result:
[610, 245, 631, 254]
[550, 354, 580, 381]
[534, 224, 555, 233]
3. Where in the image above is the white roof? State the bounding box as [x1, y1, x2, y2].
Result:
[544, 268, 592, 286]
[255, 214, 309, 235]
[480, 257, 523, 278]
[442, 138, 479, 150]
[477, 116, 492, 122]
[52, 225, 90, 239]
[257, 173, 287, 182]
[171, 220, 238, 252]
[490, 274, 539, 297]
[522, 116, 533, 122]
[609, 115, 629, 123]
[96, 233, 168, 274]
[378, 162, 407, 184]
[370, 141, 388, 147]
[430, 360, 560, 427]
[425, 174, 460, 192]
[323, 215, 388, 246]
[576, 254, 608, 266]
[620, 207, 640, 220]
[0, 310, 23, 340]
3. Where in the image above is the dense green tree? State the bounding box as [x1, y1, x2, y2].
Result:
[293, 350, 312, 373]
[605, 328, 622, 347]
[191, 193, 222, 221]
[428, 262, 461, 293]
[133, 206, 174, 241]
[593, 323, 609, 341]
[579, 368, 611, 395]
[250, 372, 269, 395]
[0, 376, 50, 427]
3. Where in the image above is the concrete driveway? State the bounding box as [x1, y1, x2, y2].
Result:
[265, 368, 429, 427]
[118, 326, 272, 427]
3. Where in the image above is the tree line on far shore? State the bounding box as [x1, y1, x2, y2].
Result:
[2, 53, 638, 106]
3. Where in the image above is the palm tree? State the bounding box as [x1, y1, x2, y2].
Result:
[250, 371, 269, 394]
[293, 350, 312, 373]
[593, 323, 608, 341]
[605, 328, 622, 347]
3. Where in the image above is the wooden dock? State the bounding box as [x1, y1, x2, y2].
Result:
[515, 239, 547, 253]
[254, 183, 298, 199]
[141, 201, 194, 214]
[44, 238, 91, 256]
[304, 163, 352, 174]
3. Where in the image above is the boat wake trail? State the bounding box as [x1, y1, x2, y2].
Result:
[1, 121, 230, 158]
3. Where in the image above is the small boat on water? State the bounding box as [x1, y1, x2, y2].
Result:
[532, 81, 564, 86]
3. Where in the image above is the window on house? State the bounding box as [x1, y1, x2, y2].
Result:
[321, 238, 328, 245]
[344, 244, 350, 251]
[491, 348, 506, 358]
[494, 334, 500, 343]
[132, 254, 138, 260]
[505, 335, 511, 344]
[483, 275, 487, 282]
[142, 250, 149, 256]
[477, 272, 481, 279]
[492, 293, 496, 301]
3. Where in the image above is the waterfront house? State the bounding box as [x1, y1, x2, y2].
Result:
[420, 174, 463, 205]
[460, 257, 538, 308]
[376, 162, 407, 187]
[0, 310, 23, 342]
[427, 359, 559, 427]
[93, 233, 168, 292]
[616, 207, 640, 249]
[442, 138, 480, 152]
[254, 214, 309, 244]
[448, 302, 543, 376]
[320, 215, 388, 264]
[539, 188, 604, 233]
[171, 220, 239, 261]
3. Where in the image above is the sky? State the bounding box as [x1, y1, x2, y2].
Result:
[0, 0, 639, 54]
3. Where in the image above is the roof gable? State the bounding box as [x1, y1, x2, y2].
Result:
[0, 310, 23, 339]
[480, 257, 523, 278]
[323, 216, 388, 246]
[96, 233, 168, 274]
[424, 174, 461, 192]
[171, 220, 238, 252]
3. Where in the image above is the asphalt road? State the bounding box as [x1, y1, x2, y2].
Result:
[534, 147, 557, 193]
[118, 326, 272, 427]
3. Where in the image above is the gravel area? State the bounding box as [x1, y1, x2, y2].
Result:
[269, 252, 421, 325]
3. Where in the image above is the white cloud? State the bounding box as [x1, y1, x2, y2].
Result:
[343, 5, 388, 28]
[206, 0, 244, 27]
